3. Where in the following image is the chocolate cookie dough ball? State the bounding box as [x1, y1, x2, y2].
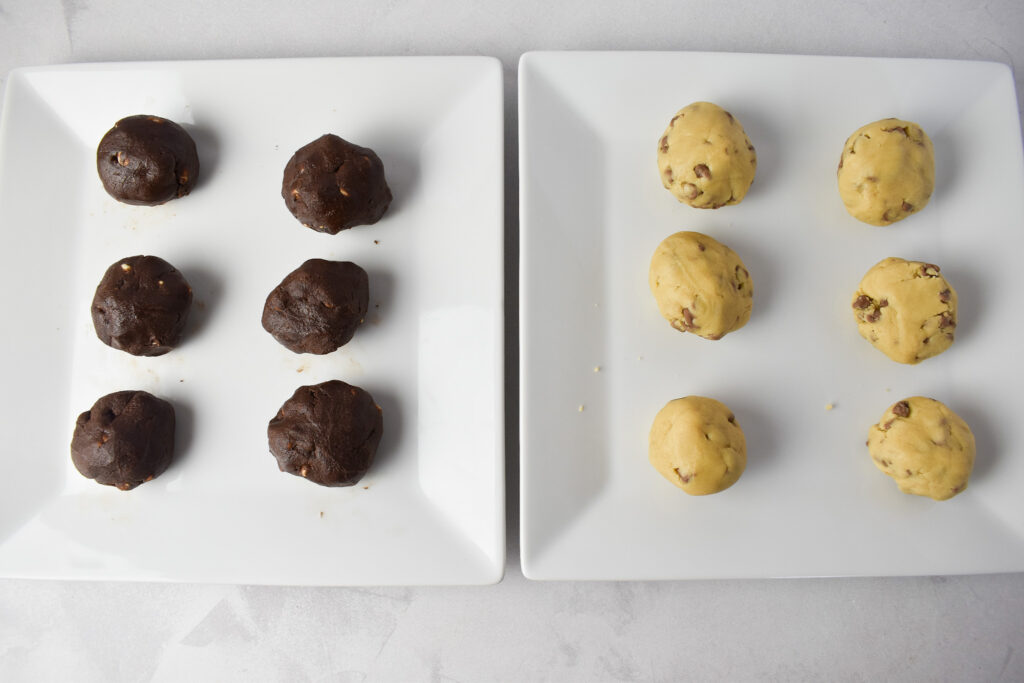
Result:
[267, 380, 383, 487]
[282, 134, 392, 234]
[262, 259, 369, 354]
[649, 396, 746, 495]
[852, 257, 957, 364]
[96, 115, 199, 206]
[657, 102, 757, 209]
[70, 390, 176, 490]
[837, 118, 934, 225]
[649, 231, 753, 340]
[91, 255, 193, 357]
[867, 397, 975, 501]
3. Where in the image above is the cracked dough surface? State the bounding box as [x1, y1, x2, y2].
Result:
[657, 101, 757, 209]
[649, 396, 746, 496]
[852, 257, 957, 364]
[867, 397, 975, 501]
[649, 231, 752, 340]
[837, 118, 934, 225]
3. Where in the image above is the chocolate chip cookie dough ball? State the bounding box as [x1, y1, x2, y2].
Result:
[649, 231, 753, 340]
[70, 390, 176, 490]
[867, 397, 975, 501]
[649, 396, 746, 495]
[267, 380, 383, 487]
[852, 257, 957, 364]
[657, 102, 757, 209]
[837, 118, 934, 225]
[96, 115, 199, 206]
[91, 255, 193, 357]
[282, 134, 392, 234]
[262, 259, 369, 354]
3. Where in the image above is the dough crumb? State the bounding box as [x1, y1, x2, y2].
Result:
[593, 366, 601, 373]
[825, 403, 835, 411]
[578, 404, 585, 412]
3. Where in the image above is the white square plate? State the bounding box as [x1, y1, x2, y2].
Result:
[0, 56, 504, 585]
[519, 51, 1024, 580]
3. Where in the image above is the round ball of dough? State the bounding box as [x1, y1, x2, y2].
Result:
[649, 396, 746, 495]
[267, 380, 383, 487]
[852, 257, 957, 364]
[281, 134, 392, 234]
[261, 259, 369, 355]
[96, 115, 199, 206]
[837, 118, 934, 225]
[649, 231, 753, 340]
[91, 255, 193, 357]
[70, 390, 176, 491]
[657, 101, 757, 209]
[867, 397, 975, 501]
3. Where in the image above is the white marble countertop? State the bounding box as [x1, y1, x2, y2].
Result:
[2, 1, 1023, 680]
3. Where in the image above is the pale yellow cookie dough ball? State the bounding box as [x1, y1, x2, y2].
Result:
[657, 102, 757, 209]
[837, 118, 934, 225]
[852, 257, 957, 364]
[867, 397, 975, 501]
[649, 231, 752, 340]
[649, 396, 746, 495]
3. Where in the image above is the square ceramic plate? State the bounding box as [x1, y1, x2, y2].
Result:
[0, 56, 504, 585]
[519, 51, 1024, 580]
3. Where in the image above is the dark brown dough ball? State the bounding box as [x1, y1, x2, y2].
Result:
[96, 115, 199, 206]
[281, 134, 392, 234]
[91, 255, 193, 356]
[267, 380, 383, 487]
[70, 390, 176, 490]
[261, 259, 369, 355]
